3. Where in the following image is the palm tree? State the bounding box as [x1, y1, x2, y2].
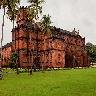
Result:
[0, 0, 7, 69]
[26, 0, 44, 74]
[0, 0, 20, 69]
[27, 0, 44, 21]
[41, 14, 51, 33]
[40, 14, 52, 70]
[6, 0, 20, 28]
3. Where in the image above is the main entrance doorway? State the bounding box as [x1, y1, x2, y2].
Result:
[65, 53, 78, 68]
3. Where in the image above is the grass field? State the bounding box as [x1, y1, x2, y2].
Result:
[0, 68, 96, 96]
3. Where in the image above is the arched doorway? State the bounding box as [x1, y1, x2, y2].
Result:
[65, 53, 73, 68]
[33, 57, 40, 68]
[65, 53, 78, 68]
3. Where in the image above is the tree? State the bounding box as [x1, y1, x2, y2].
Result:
[26, 0, 44, 74]
[8, 60, 16, 69]
[10, 52, 19, 74]
[0, 0, 6, 69]
[6, 0, 20, 28]
[27, 0, 44, 21]
[41, 14, 51, 33]
[0, 0, 20, 71]
[85, 42, 96, 63]
[0, 53, 3, 80]
[40, 14, 52, 70]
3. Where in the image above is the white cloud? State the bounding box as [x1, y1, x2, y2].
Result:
[43, 0, 96, 44]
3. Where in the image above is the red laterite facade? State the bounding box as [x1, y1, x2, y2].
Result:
[0, 7, 90, 68]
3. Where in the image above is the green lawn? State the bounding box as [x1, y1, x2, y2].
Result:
[1, 68, 96, 96]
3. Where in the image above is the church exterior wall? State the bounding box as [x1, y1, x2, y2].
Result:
[0, 7, 90, 68]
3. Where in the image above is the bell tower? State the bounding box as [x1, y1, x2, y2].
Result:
[16, 6, 28, 26]
[11, 6, 35, 68]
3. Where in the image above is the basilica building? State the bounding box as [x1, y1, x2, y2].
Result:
[1, 7, 90, 68]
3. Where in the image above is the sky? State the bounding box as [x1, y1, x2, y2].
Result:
[0, 0, 96, 45]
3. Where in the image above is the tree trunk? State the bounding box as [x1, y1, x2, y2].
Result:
[42, 34, 45, 71]
[12, 12, 14, 29]
[30, 51, 32, 75]
[0, 7, 5, 68]
[16, 58, 19, 74]
[0, 7, 5, 79]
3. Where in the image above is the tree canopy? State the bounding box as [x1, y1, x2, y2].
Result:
[85, 42, 96, 63]
[40, 14, 52, 33]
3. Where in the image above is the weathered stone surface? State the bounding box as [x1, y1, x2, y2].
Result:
[0, 7, 90, 68]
